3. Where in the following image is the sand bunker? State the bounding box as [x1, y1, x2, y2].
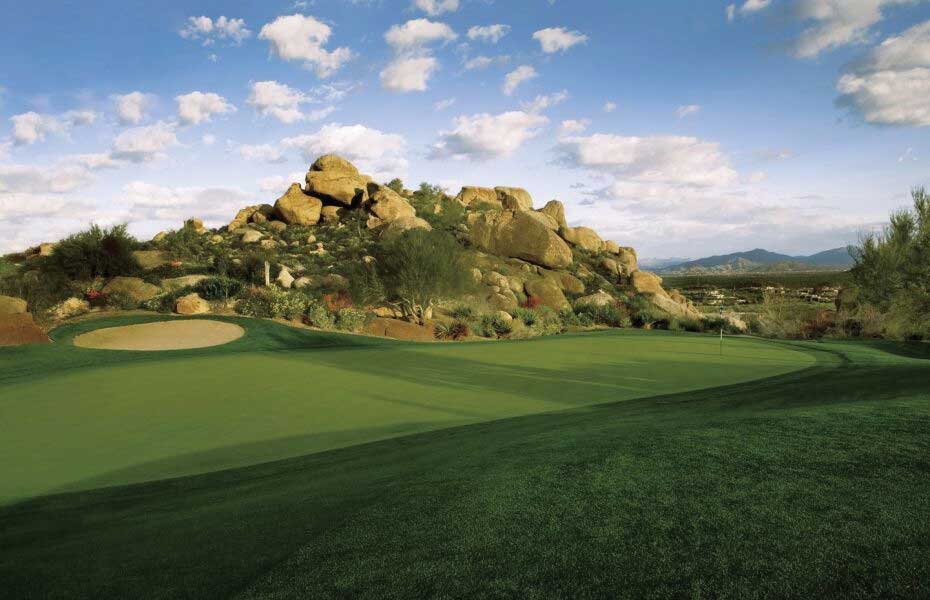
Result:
[73, 320, 244, 351]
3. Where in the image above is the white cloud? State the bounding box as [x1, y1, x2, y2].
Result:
[521, 90, 568, 113]
[533, 27, 588, 53]
[412, 0, 459, 16]
[113, 92, 153, 125]
[259, 172, 305, 193]
[434, 97, 456, 111]
[603, 101, 617, 113]
[380, 56, 439, 92]
[111, 121, 179, 163]
[726, 4, 737, 22]
[69, 153, 124, 170]
[555, 134, 739, 188]
[429, 110, 549, 160]
[0, 163, 94, 193]
[677, 104, 701, 118]
[259, 14, 352, 78]
[464, 55, 510, 70]
[246, 80, 335, 124]
[385, 19, 457, 50]
[560, 119, 590, 134]
[176, 91, 236, 125]
[179, 15, 252, 46]
[237, 143, 287, 163]
[202, 134, 217, 146]
[837, 20, 930, 126]
[502, 65, 537, 96]
[9, 110, 97, 145]
[467, 24, 510, 44]
[281, 123, 408, 180]
[122, 181, 254, 224]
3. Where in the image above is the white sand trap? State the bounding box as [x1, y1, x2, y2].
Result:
[74, 320, 245, 351]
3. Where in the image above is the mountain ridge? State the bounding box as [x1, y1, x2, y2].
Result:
[658, 247, 854, 274]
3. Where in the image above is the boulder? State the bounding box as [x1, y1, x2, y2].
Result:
[210, 235, 224, 244]
[260, 239, 278, 250]
[558, 272, 586, 295]
[468, 210, 573, 270]
[0, 313, 50, 346]
[600, 258, 621, 278]
[161, 274, 209, 292]
[495, 187, 533, 211]
[275, 183, 323, 226]
[524, 211, 560, 231]
[560, 226, 604, 253]
[305, 155, 369, 207]
[34, 243, 56, 257]
[0, 295, 28, 315]
[524, 278, 570, 310]
[185, 218, 206, 234]
[368, 185, 417, 223]
[381, 216, 432, 240]
[631, 270, 664, 296]
[241, 230, 263, 244]
[455, 186, 500, 208]
[175, 293, 210, 315]
[268, 220, 288, 234]
[152, 231, 168, 243]
[487, 291, 519, 312]
[102, 277, 160, 303]
[575, 290, 616, 308]
[539, 200, 568, 229]
[293, 276, 312, 290]
[229, 204, 274, 231]
[496, 310, 514, 323]
[276, 267, 295, 289]
[617, 247, 638, 275]
[321, 205, 345, 224]
[604, 240, 621, 255]
[252, 212, 268, 225]
[49, 297, 90, 321]
[132, 250, 170, 270]
[482, 271, 510, 289]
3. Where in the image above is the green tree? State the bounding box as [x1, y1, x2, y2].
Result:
[371, 228, 474, 324]
[386, 178, 405, 195]
[42, 224, 140, 281]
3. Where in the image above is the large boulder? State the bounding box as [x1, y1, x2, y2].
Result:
[0, 295, 28, 315]
[455, 186, 500, 208]
[631, 270, 664, 296]
[575, 290, 616, 308]
[275, 183, 323, 226]
[630, 271, 701, 320]
[175, 293, 210, 315]
[495, 187, 533, 211]
[161, 274, 209, 292]
[276, 267, 295, 289]
[229, 204, 275, 231]
[617, 247, 638, 275]
[102, 277, 160, 303]
[368, 185, 417, 224]
[185, 218, 206, 234]
[525, 278, 570, 310]
[305, 154, 370, 207]
[320, 205, 345, 224]
[560, 226, 605, 253]
[241, 230, 263, 244]
[381, 216, 432, 240]
[523, 211, 559, 231]
[539, 200, 568, 229]
[468, 210, 573, 270]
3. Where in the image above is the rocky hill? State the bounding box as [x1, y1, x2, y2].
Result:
[1, 154, 710, 343]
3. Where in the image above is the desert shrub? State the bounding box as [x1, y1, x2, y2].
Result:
[449, 305, 476, 320]
[195, 277, 242, 301]
[234, 287, 309, 319]
[335, 308, 370, 332]
[800, 309, 836, 340]
[673, 316, 706, 333]
[523, 296, 542, 309]
[386, 178, 405, 195]
[477, 313, 512, 338]
[1, 268, 72, 319]
[141, 288, 191, 313]
[305, 302, 336, 329]
[346, 262, 386, 307]
[512, 307, 539, 326]
[158, 224, 209, 262]
[323, 290, 353, 311]
[558, 308, 585, 328]
[42, 224, 140, 281]
[626, 296, 666, 328]
[106, 290, 139, 310]
[576, 302, 631, 328]
[435, 319, 471, 340]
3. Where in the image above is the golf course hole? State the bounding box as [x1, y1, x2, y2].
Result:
[73, 320, 245, 351]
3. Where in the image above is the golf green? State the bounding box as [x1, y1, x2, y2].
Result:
[0, 316, 811, 503]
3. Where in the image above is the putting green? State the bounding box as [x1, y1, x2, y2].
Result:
[0, 316, 814, 503]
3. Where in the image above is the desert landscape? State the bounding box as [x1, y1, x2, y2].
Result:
[2, 2, 930, 599]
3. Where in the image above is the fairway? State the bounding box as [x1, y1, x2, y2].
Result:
[2, 317, 929, 599]
[0, 316, 811, 503]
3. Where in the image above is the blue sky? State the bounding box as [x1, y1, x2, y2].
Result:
[1, 0, 929, 258]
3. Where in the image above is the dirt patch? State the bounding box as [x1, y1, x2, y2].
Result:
[73, 320, 245, 351]
[0, 314, 51, 347]
[363, 317, 436, 342]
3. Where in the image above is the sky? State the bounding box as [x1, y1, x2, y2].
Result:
[1, 0, 929, 259]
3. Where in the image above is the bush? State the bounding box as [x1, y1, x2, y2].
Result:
[142, 288, 191, 313]
[449, 305, 476, 320]
[235, 287, 308, 319]
[106, 290, 139, 310]
[576, 302, 631, 328]
[305, 302, 336, 329]
[335, 308, 370, 332]
[195, 277, 242, 301]
[435, 319, 471, 340]
[477, 313, 512, 338]
[626, 296, 665, 328]
[512, 307, 538, 326]
[42, 224, 140, 281]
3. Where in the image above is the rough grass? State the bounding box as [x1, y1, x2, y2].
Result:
[0, 318, 928, 598]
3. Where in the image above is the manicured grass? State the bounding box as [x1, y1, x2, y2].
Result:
[1, 317, 928, 598]
[0, 316, 811, 503]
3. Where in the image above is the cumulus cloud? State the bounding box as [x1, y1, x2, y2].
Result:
[176, 91, 236, 125]
[281, 123, 408, 180]
[246, 80, 336, 124]
[677, 104, 701, 118]
[464, 55, 509, 70]
[384, 19, 457, 50]
[237, 143, 287, 163]
[467, 24, 510, 44]
[429, 111, 549, 160]
[560, 119, 590, 134]
[259, 14, 352, 78]
[521, 90, 568, 113]
[259, 172, 305, 193]
[9, 109, 98, 145]
[412, 0, 459, 16]
[533, 27, 588, 53]
[555, 134, 739, 188]
[69, 153, 125, 170]
[179, 15, 252, 46]
[502, 65, 537, 96]
[113, 92, 154, 125]
[434, 97, 456, 111]
[837, 20, 930, 126]
[111, 121, 179, 163]
[381, 56, 439, 92]
[122, 181, 254, 224]
[0, 163, 94, 194]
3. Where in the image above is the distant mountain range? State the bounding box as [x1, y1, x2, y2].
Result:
[656, 247, 854, 274]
